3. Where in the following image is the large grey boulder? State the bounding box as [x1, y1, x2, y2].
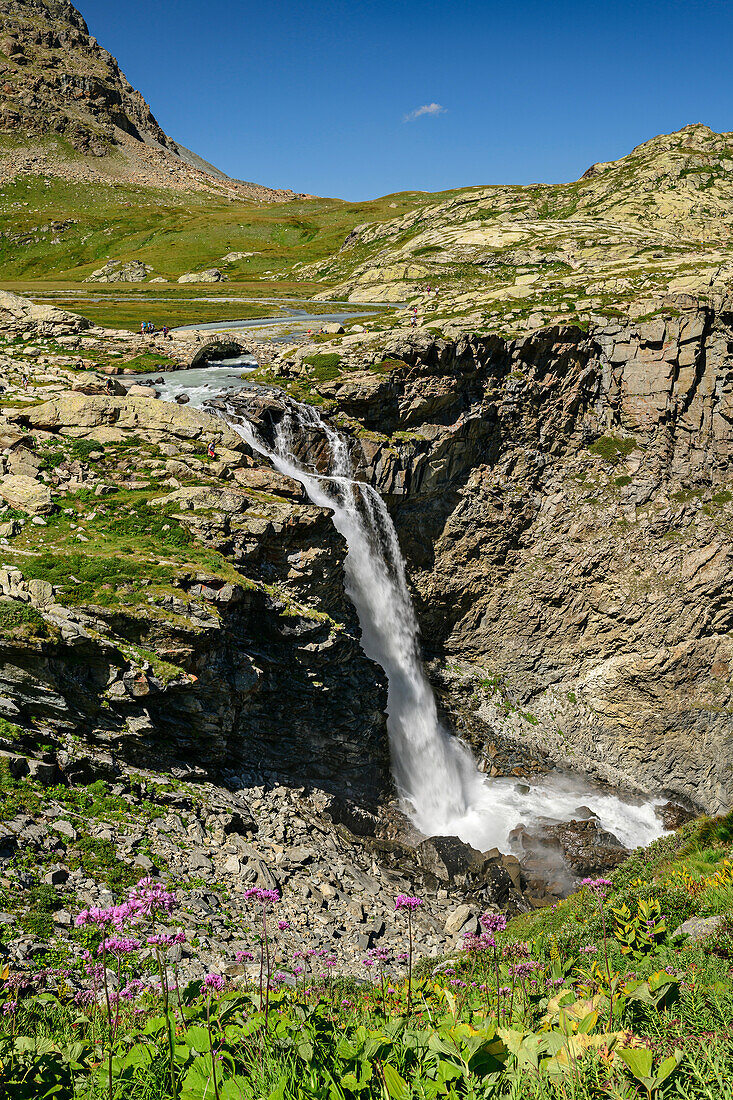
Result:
[0, 290, 90, 336]
[177, 269, 226, 284]
[84, 260, 152, 283]
[674, 914, 726, 942]
[0, 474, 53, 515]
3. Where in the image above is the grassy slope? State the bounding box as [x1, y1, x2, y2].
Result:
[0, 137, 456, 281]
[6, 127, 733, 334]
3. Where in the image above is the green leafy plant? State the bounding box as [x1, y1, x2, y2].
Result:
[611, 897, 668, 958]
[617, 1046, 684, 1099]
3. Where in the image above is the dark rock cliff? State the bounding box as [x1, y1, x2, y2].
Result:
[280, 303, 733, 814]
[0, 392, 389, 805]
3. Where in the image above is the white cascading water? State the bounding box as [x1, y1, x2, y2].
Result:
[225, 400, 666, 853]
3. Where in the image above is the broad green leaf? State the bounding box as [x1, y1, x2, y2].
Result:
[656, 1050, 684, 1084]
[183, 1026, 211, 1054]
[297, 1037, 315, 1063]
[617, 1046, 654, 1081]
[181, 1054, 223, 1100]
[382, 1063, 410, 1100]
[266, 1076, 289, 1100]
[221, 1076, 254, 1100]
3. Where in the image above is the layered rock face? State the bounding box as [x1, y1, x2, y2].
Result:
[0, 391, 390, 804]
[305, 304, 733, 813]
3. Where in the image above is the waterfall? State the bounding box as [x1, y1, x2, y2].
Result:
[227, 401, 476, 833]
[224, 399, 667, 853]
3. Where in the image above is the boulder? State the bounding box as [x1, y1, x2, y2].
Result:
[658, 802, 698, 830]
[126, 384, 159, 398]
[0, 290, 90, 336]
[7, 394, 245, 451]
[673, 914, 726, 942]
[27, 579, 54, 608]
[0, 475, 53, 515]
[84, 260, 152, 283]
[511, 818, 628, 883]
[417, 835, 483, 882]
[73, 376, 126, 397]
[26, 759, 57, 785]
[177, 269, 226, 284]
[0, 751, 29, 779]
[444, 904, 474, 935]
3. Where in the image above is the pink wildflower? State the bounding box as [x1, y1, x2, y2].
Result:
[395, 894, 423, 911]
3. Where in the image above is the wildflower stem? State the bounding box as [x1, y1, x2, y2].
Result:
[100, 944, 113, 1100]
[206, 993, 221, 1100]
[153, 942, 177, 1099]
[407, 908, 413, 1016]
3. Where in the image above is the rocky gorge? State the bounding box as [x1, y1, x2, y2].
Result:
[242, 292, 733, 818]
[0, 283, 719, 959]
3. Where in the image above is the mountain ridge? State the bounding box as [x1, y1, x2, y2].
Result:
[0, 0, 304, 201]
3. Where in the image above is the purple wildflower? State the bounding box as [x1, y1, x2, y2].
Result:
[244, 887, 280, 906]
[480, 912, 507, 934]
[127, 878, 178, 920]
[581, 877, 612, 898]
[394, 894, 423, 911]
[98, 936, 140, 956]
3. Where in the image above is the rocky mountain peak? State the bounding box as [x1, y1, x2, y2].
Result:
[0, 0, 304, 199]
[0, 0, 177, 155]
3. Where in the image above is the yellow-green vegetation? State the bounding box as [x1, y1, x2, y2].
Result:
[0, 598, 57, 639]
[8, 126, 733, 335]
[0, 162, 452, 302]
[506, 812, 733, 948]
[301, 351, 343, 381]
[5, 125, 733, 339]
[587, 434, 638, 465]
[3, 495, 238, 611]
[0, 717, 25, 743]
[1, 806, 733, 1097]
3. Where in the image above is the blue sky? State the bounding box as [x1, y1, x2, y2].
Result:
[80, 0, 733, 199]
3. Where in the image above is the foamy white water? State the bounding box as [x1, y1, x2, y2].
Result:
[225, 400, 666, 853]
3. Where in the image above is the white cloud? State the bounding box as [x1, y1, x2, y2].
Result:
[403, 102, 446, 123]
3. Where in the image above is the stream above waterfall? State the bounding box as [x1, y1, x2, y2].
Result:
[127, 356, 258, 407]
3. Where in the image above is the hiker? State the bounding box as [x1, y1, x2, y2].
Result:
[105, 377, 114, 394]
[140, 322, 145, 336]
[162, 325, 169, 339]
[207, 442, 216, 459]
